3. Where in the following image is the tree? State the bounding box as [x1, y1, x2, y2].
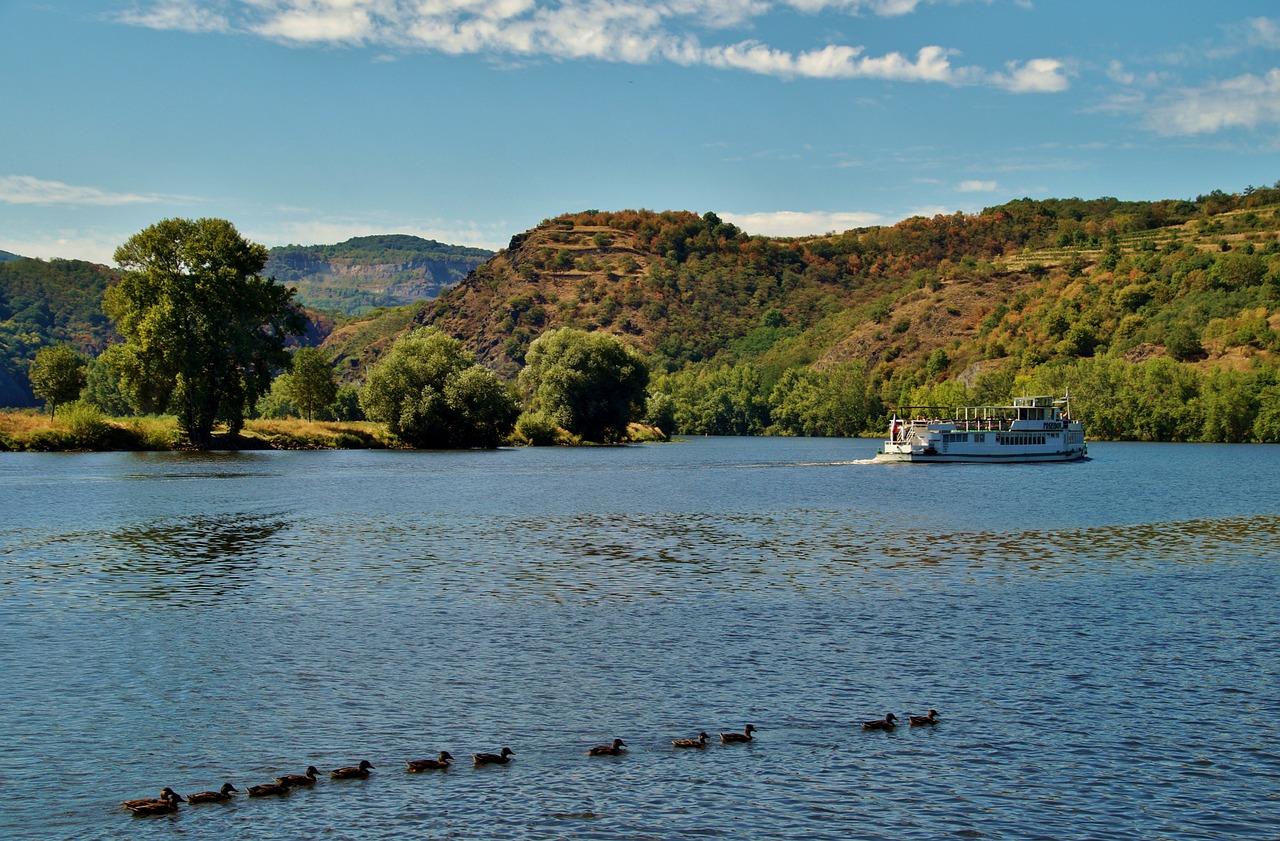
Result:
[29, 344, 88, 417]
[105, 218, 305, 448]
[359, 328, 517, 448]
[518, 328, 649, 442]
[281, 347, 338, 421]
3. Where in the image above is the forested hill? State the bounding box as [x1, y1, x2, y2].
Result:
[264, 234, 493, 315]
[0, 250, 21, 263]
[351, 189, 1279, 389]
[0, 258, 117, 406]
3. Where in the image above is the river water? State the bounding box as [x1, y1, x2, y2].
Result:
[1, 438, 1277, 840]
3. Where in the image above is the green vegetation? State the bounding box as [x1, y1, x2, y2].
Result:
[0, 256, 117, 406]
[358, 327, 517, 448]
[517, 328, 650, 443]
[280, 347, 338, 422]
[29, 344, 88, 417]
[106, 218, 307, 449]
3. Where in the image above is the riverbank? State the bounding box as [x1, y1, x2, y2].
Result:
[0, 409, 669, 452]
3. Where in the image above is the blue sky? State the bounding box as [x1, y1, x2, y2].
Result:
[2, 1, 1278, 264]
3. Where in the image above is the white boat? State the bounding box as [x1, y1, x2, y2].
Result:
[875, 395, 1086, 463]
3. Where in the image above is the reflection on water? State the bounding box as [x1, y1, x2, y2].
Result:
[1, 441, 1279, 840]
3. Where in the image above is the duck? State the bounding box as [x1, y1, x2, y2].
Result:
[862, 713, 898, 731]
[406, 751, 455, 772]
[277, 766, 320, 787]
[187, 782, 239, 803]
[330, 759, 374, 779]
[472, 747, 515, 766]
[909, 709, 940, 726]
[672, 732, 710, 749]
[586, 738, 628, 756]
[122, 787, 184, 813]
[720, 724, 757, 744]
[246, 780, 291, 797]
[125, 796, 182, 816]
[120, 788, 184, 808]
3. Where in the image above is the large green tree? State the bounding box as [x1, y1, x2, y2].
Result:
[105, 218, 305, 448]
[28, 343, 88, 417]
[359, 328, 517, 448]
[518, 328, 649, 442]
[281, 346, 338, 421]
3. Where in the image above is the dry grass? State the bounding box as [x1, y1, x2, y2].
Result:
[0, 411, 392, 452]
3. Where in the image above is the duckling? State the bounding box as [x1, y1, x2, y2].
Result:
[862, 713, 897, 731]
[406, 751, 455, 772]
[908, 709, 940, 726]
[246, 780, 291, 797]
[720, 724, 757, 744]
[472, 747, 515, 765]
[187, 782, 239, 803]
[278, 766, 320, 787]
[587, 738, 628, 756]
[330, 759, 374, 779]
[672, 732, 710, 749]
[122, 787, 184, 812]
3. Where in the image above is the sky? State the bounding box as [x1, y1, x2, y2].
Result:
[2, 1, 1278, 264]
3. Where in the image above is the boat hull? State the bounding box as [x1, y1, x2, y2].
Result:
[874, 448, 1086, 464]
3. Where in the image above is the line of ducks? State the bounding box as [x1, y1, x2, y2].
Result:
[121, 715, 938, 816]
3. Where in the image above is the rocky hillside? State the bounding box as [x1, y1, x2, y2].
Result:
[265, 234, 492, 315]
[322, 191, 1279, 390]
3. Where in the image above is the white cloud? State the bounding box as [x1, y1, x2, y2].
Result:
[116, 1, 1067, 91]
[721, 209, 882, 237]
[989, 57, 1070, 93]
[956, 179, 997, 192]
[1247, 16, 1280, 50]
[1146, 68, 1280, 135]
[0, 175, 163, 207]
[116, 0, 231, 33]
[0, 232, 128, 265]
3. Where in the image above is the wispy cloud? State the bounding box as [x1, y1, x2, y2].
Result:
[721, 209, 883, 237]
[0, 175, 165, 206]
[116, 0, 231, 33]
[956, 179, 997, 192]
[1146, 68, 1280, 135]
[115, 1, 1069, 91]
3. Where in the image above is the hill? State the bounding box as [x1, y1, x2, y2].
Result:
[0, 257, 118, 406]
[264, 234, 493, 315]
[0, 250, 21, 263]
[315, 187, 1280, 439]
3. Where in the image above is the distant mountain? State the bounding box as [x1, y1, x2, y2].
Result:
[264, 234, 493, 315]
[0, 250, 22, 263]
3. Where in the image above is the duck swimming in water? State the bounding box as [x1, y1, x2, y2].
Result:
[720, 724, 757, 744]
[122, 788, 184, 814]
[406, 751, 455, 772]
[120, 788, 184, 814]
[587, 738, 628, 756]
[672, 732, 710, 748]
[472, 747, 515, 766]
[862, 713, 897, 731]
[187, 783, 238, 803]
[278, 766, 320, 787]
[908, 709, 940, 726]
[330, 759, 374, 779]
[246, 780, 291, 797]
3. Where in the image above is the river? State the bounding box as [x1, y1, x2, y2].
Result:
[1, 438, 1277, 839]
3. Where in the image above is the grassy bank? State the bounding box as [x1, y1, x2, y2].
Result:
[1, 408, 666, 452]
[0, 407, 394, 452]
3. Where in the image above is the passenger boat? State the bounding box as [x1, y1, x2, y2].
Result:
[875, 395, 1086, 463]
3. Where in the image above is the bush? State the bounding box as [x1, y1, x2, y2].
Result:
[58, 401, 111, 449]
[515, 411, 561, 446]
